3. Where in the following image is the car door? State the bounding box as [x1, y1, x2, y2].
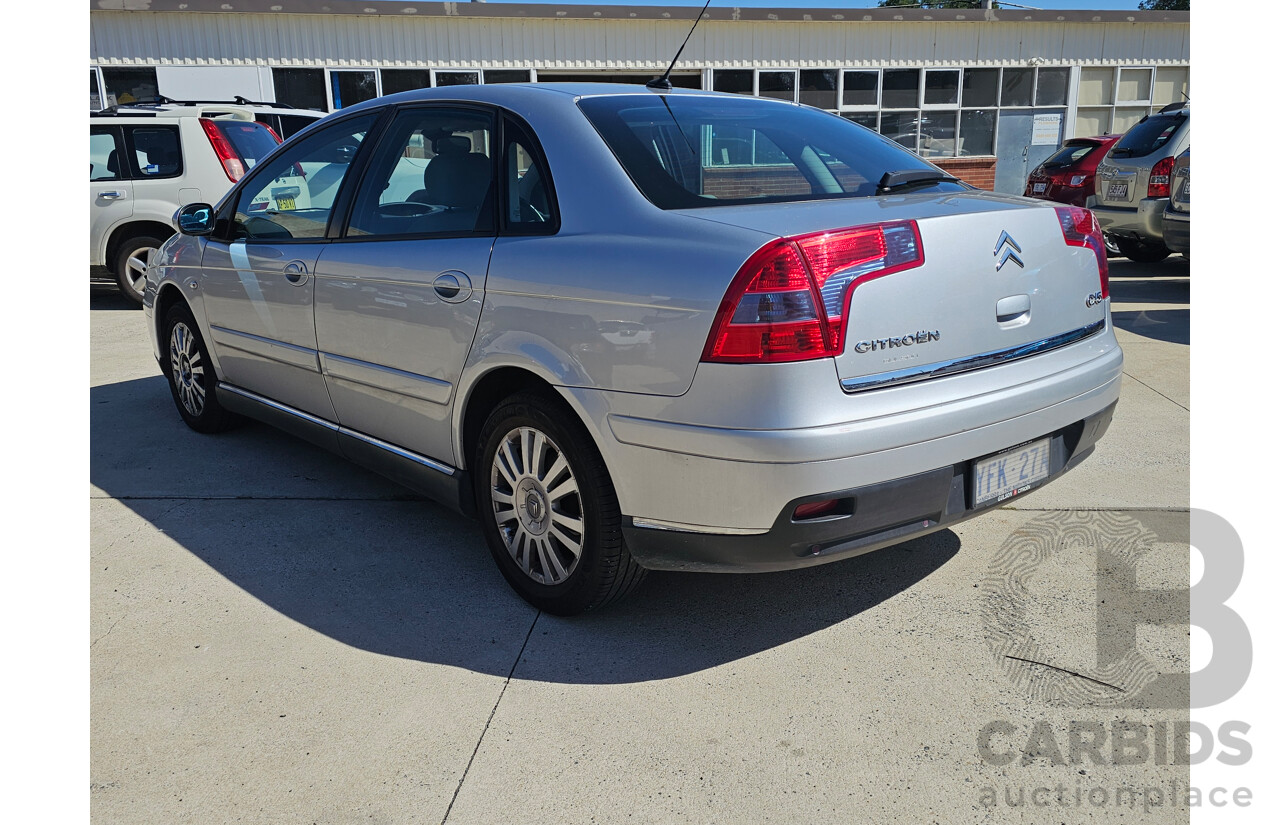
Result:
[90, 125, 132, 265]
[199, 112, 381, 420]
[313, 105, 501, 466]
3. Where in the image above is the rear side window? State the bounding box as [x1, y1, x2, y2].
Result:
[502, 117, 557, 233]
[124, 126, 182, 178]
[577, 94, 960, 209]
[1111, 113, 1186, 158]
[210, 120, 281, 169]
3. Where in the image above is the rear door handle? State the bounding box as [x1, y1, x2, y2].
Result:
[98, 190, 125, 200]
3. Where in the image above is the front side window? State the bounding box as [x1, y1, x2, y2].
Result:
[578, 94, 960, 209]
[231, 114, 378, 241]
[124, 126, 182, 178]
[346, 108, 495, 238]
[90, 128, 123, 181]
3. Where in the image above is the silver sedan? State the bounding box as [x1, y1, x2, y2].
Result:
[146, 84, 1122, 614]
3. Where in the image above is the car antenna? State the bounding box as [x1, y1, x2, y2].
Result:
[647, 0, 713, 91]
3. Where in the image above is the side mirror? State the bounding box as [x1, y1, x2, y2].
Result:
[176, 203, 215, 236]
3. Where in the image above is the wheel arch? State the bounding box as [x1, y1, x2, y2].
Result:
[105, 220, 175, 274]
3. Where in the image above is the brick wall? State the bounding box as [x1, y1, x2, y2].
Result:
[934, 156, 997, 191]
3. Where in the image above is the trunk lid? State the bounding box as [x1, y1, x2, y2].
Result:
[679, 191, 1108, 390]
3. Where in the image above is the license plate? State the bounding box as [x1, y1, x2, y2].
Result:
[1032, 182, 1047, 194]
[1107, 181, 1129, 200]
[973, 437, 1051, 506]
[275, 196, 296, 211]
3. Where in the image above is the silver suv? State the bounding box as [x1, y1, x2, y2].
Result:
[1162, 147, 1190, 259]
[1092, 104, 1190, 262]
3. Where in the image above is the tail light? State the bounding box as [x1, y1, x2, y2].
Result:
[199, 118, 247, 182]
[702, 221, 924, 363]
[1055, 206, 1109, 299]
[1147, 156, 1176, 198]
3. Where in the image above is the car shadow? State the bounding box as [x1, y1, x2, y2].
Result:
[92, 375, 961, 685]
[1110, 308, 1189, 346]
[90, 282, 141, 311]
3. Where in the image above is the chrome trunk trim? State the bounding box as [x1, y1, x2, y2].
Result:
[841, 319, 1107, 394]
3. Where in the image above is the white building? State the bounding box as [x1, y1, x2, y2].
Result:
[89, 0, 1190, 193]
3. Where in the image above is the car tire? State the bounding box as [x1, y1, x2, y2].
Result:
[114, 235, 164, 307]
[474, 392, 646, 615]
[162, 302, 241, 434]
[1115, 238, 1171, 264]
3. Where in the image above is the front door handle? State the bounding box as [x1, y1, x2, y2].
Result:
[283, 260, 309, 285]
[433, 271, 472, 303]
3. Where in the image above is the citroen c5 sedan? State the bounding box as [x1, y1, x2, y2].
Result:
[145, 84, 1122, 615]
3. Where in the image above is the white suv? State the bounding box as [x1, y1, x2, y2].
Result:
[90, 100, 324, 305]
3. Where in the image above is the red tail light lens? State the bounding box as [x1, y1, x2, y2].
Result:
[702, 221, 924, 363]
[199, 118, 247, 182]
[1055, 206, 1109, 299]
[1148, 156, 1176, 199]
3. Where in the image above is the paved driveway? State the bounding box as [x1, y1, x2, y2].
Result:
[91, 256, 1190, 823]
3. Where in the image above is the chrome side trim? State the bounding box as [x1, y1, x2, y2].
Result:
[219, 383, 338, 431]
[216, 382, 456, 477]
[337, 427, 456, 477]
[630, 517, 769, 537]
[841, 320, 1107, 394]
[319, 351, 452, 405]
[209, 325, 321, 372]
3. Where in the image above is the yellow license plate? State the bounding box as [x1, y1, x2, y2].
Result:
[275, 196, 296, 211]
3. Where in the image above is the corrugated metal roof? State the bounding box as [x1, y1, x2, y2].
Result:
[92, 1, 1190, 26]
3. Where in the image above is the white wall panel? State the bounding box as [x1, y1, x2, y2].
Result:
[90, 11, 1189, 71]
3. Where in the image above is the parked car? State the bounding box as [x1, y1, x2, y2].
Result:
[1023, 134, 1120, 208]
[146, 84, 1122, 614]
[90, 100, 324, 305]
[1162, 147, 1190, 259]
[1092, 103, 1190, 263]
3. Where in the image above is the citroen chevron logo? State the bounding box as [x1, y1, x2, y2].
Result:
[994, 230, 1024, 271]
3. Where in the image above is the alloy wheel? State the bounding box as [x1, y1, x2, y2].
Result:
[489, 426, 585, 585]
[168, 321, 206, 417]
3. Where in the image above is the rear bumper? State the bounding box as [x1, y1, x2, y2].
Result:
[562, 325, 1123, 571]
[1093, 198, 1168, 246]
[621, 401, 1116, 572]
[1162, 208, 1190, 255]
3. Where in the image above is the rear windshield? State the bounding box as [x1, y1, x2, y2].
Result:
[577, 94, 964, 209]
[1043, 143, 1097, 168]
[1111, 113, 1186, 159]
[213, 120, 281, 167]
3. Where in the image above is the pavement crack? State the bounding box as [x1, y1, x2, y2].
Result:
[91, 615, 124, 649]
[1004, 655, 1125, 692]
[1123, 370, 1189, 412]
[440, 610, 541, 825]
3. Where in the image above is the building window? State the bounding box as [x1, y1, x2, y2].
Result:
[484, 69, 531, 84]
[1035, 68, 1070, 106]
[273, 68, 327, 111]
[712, 69, 754, 95]
[101, 67, 158, 106]
[1073, 65, 1186, 138]
[1000, 68, 1034, 107]
[758, 71, 796, 102]
[435, 70, 480, 87]
[381, 69, 431, 96]
[331, 70, 378, 109]
[962, 69, 999, 107]
[842, 71, 878, 108]
[799, 70, 837, 110]
[90, 69, 103, 111]
[881, 69, 920, 109]
[924, 70, 960, 106]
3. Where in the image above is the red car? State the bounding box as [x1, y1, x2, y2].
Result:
[1024, 135, 1121, 208]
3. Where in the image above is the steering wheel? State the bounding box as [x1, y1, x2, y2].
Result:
[378, 202, 445, 218]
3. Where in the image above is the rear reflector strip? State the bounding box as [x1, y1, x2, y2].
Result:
[840, 319, 1106, 394]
